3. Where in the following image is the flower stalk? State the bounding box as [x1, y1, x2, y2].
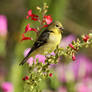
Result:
[20, 1, 92, 92]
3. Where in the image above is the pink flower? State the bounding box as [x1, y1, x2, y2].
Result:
[50, 52, 55, 56]
[44, 15, 52, 24]
[26, 16, 29, 19]
[56, 65, 66, 82]
[67, 54, 92, 80]
[27, 57, 34, 66]
[24, 48, 31, 57]
[24, 48, 33, 66]
[24, 49, 46, 65]
[34, 54, 46, 64]
[0, 15, 7, 37]
[28, 10, 32, 16]
[27, 55, 46, 66]
[1, 82, 13, 92]
[46, 52, 55, 57]
[58, 87, 67, 92]
[76, 82, 91, 92]
[76, 54, 92, 79]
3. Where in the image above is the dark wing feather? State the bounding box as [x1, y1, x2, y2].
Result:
[19, 29, 53, 65]
[30, 30, 53, 52]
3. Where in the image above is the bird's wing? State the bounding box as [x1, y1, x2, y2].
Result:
[29, 29, 53, 53]
[19, 29, 53, 65]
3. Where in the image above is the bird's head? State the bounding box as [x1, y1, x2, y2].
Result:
[48, 21, 64, 34]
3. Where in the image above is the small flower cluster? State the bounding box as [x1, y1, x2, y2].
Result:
[23, 33, 92, 92]
[60, 34, 91, 61]
[56, 53, 92, 92]
[82, 34, 90, 42]
[22, 29, 92, 92]
[23, 53, 54, 91]
[21, 2, 92, 92]
[24, 48, 46, 65]
[21, 3, 52, 42]
[21, 3, 53, 92]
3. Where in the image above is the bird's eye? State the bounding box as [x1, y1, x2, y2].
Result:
[56, 24, 59, 27]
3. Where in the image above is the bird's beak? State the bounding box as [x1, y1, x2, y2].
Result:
[59, 27, 64, 33]
[59, 27, 64, 31]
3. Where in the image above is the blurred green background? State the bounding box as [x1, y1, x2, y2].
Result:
[0, 0, 92, 92]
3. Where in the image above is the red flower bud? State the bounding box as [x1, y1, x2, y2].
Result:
[43, 25, 48, 28]
[22, 76, 29, 81]
[72, 53, 76, 61]
[49, 73, 53, 77]
[30, 14, 38, 21]
[31, 17, 38, 21]
[25, 76, 29, 80]
[69, 44, 76, 50]
[83, 35, 89, 42]
[22, 78, 25, 81]
[69, 44, 74, 49]
[31, 14, 38, 18]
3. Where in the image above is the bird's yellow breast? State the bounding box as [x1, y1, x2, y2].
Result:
[30, 33, 62, 56]
[48, 32, 61, 44]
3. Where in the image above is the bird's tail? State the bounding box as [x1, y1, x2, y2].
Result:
[19, 56, 29, 65]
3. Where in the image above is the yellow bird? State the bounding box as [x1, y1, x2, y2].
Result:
[19, 21, 64, 65]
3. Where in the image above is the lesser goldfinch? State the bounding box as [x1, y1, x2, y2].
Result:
[19, 21, 64, 65]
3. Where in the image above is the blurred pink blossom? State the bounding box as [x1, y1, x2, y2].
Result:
[76, 78, 92, 92]
[50, 52, 55, 56]
[1, 82, 13, 92]
[27, 55, 46, 66]
[56, 54, 92, 82]
[44, 15, 52, 25]
[27, 57, 34, 66]
[73, 54, 92, 79]
[58, 87, 67, 92]
[24, 48, 31, 57]
[24, 48, 46, 66]
[0, 15, 7, 37]
[60, 35, 75, 48]
[34, 54, 46, 64]
[56, 64, 75, 82]
[76, 83, 91, 92]
[28, 10, 32, 16]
